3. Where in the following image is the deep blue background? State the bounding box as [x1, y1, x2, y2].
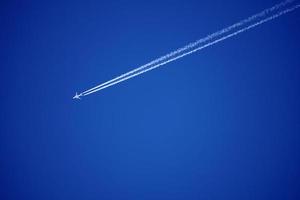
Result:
[1, 0, 300, 199]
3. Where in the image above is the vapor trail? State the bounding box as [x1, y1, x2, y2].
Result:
[73, 1, 299, 99]
[79, 0, 295, 96]
[80, 4, 300, 97]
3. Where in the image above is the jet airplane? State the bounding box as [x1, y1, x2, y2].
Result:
[73, 92, 82, 100]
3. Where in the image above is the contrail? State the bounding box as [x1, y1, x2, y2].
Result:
[80, 0, 294, 96]
[79, 0, 295, 96]
[73, 0, 299, 99]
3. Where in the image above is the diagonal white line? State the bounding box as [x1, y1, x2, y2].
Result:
[74, 1, 299, 99]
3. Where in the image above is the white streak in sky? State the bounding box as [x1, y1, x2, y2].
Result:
[74, 0, 299, 99]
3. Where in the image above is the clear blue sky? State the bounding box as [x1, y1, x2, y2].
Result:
[1, 0, 300, 199]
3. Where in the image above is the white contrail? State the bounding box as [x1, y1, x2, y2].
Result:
[79, 4, 300, 97]
[74, 1, 299, 99]
[79, 0, 295, 96]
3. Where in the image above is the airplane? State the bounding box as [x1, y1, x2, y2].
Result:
[73, 92, 82, 100]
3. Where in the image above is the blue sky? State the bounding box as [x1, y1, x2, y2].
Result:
[1, 0, 300, 199]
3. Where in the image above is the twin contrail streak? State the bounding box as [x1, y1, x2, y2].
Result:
[79, 0, 294, 96]
[73, 0, 299, 99]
